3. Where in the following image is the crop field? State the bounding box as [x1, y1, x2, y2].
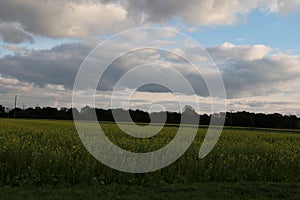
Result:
[0, 118, 299, 199]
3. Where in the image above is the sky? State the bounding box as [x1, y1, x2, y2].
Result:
[0, 0, 300, 116]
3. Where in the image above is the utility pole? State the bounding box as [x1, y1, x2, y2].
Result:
[14, 95, 17, 118]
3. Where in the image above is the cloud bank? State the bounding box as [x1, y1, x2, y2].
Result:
[0, 0, 299, 115]
[0, 0, 299, 40]
[0, 40, 299, 100]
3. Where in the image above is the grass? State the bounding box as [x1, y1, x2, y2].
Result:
[1, 182, 299, 200]
[0, 118, 299, 199]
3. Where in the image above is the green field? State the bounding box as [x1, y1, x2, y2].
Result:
[0, 119, 299, 199]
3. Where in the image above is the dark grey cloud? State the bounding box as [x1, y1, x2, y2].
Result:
[246, 101, 299, 108]
[201, 43, 300, 98]
[137, 83, 173, 93]
[222, 55, 300, 98]
[0, 42, 211, 96]
[0, 42, 93, 89]
[0, 23, 33, 44]
[0, 41, 299, 99]
[97, 48, 211, 96]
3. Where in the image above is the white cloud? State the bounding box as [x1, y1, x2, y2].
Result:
[0, 74, 19, 85]
[1, 74, 299, 115]
[207, 42, 273, 61]
[0, 0, 130, 40]
[125, 0, 300, 26]
[0, 0, 299, 41]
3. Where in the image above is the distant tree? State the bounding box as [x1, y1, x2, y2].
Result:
[181, 105, 199, 125]
[200, 114, 210, 125]
[80, 105, 95, 120]
[0, 105, 6, 117]
[0, 103, 299, 130]
[182, 105, 195, 113]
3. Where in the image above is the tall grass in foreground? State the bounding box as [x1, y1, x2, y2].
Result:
[0, 119, 299, 186]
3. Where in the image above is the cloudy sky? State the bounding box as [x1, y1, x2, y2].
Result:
[0, 0, 300, 115]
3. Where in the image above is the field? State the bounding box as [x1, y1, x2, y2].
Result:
[0, 118, 299, 199]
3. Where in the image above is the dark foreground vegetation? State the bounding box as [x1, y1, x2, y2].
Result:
[1, 182, 299, 200]
[1, 104, 300, 129]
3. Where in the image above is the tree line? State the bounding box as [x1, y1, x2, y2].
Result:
[0, 104, 300, 129]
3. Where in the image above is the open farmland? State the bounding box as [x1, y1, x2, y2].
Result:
[0, 119, 299, 199]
